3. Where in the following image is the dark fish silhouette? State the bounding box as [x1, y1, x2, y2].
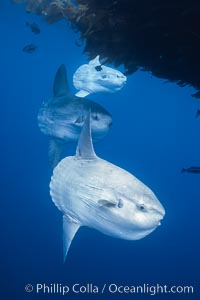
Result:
[195, 109, 200, 118]
[22, 44, 37, 53]
[26, 22, 41, 34]
[182, 167, 200, 174]
[192, 91, 200, 99]
[95, 65, 102, 72]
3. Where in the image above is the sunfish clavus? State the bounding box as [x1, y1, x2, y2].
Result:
[38, 64, 112, 167]
[50, 113, 165, 261]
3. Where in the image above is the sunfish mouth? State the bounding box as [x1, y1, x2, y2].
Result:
[157, 214, 165, 226]
[147, 217, 164, 230]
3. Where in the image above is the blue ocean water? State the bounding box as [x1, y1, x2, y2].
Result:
[1, 1, 200, 299]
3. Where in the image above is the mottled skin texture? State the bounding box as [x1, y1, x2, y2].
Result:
[51, 156, 165, 239]
[50, 115, 165, 260]
[38, 95, 112, 142]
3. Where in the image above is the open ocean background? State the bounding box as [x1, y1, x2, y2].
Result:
[1, 1, 200, 299]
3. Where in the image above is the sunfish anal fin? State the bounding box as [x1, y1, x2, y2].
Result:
[75, 90, 90, 98]
[63, 215, 80, 262]
[76, 112, 97, 160]
[49, 139, 66, 168]
[53, 64, 69, 97]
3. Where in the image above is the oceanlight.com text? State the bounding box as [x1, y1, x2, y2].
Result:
[24, 283, 195, 296]
[108, 283, 194, 295]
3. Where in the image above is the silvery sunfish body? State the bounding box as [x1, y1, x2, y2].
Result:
[38, 65, 112, 168]
[50, 114, 165, 262]
[73, 55, 127, 97]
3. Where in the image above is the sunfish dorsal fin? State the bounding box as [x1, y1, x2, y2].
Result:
[76, 112, 97, 159]
[63, 215, 80, 262]
[53, 64, 69, 97]
[88, 55, 100, 66]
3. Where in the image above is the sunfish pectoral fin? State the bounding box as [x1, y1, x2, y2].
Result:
[49, 139, 66, 168]
[98, 198, 124, 208]
[98, 199, 118, 207]
[97, 188, 121, 208]
[63, 215, 80, 262]
[53, 64, 70, 97]
[75, 90, 90, 98]
[76, 111, 97, 159]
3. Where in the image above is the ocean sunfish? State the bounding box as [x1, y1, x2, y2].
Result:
[73, 55, 127, 97]
[50, 113, 165, 262]
[38, 65, 112, 168]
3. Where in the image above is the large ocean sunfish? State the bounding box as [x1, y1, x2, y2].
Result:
[50, 113, 165, 262]
[73, 55, 127, 97]
[38, 65, 112, 168]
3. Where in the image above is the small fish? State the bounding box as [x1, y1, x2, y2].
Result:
[50, 113, 165, 262]
[192, 91, 200, 98]
[195, 109, 200, 118]
[73, 55, 127, 98]
[95, 65, 103, 72]
[38, 64, 112, 168]
[22, 44, 37, 53]
[26, 22, 41, 34]
[182, 167, 200, 173]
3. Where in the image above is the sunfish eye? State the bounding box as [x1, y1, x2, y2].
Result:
[92, 114, 99, 121]
[75, 115, 84, 124]
[101, 74, 107, 79]
[139, 204, 145, 211]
